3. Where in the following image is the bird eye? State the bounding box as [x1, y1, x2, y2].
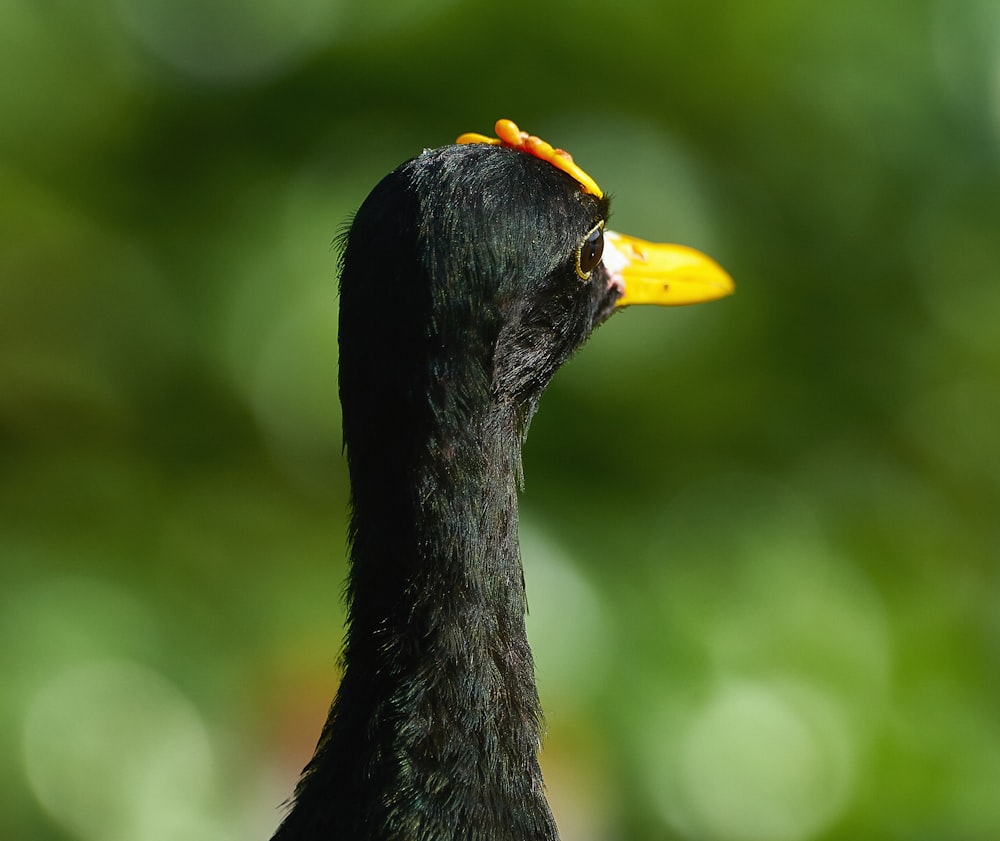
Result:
[576, 222, 605, 280]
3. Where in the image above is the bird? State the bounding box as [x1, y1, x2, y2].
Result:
[269, 119, 733, 841]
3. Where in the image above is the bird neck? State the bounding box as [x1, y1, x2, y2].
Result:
[276, 398, 559, 841]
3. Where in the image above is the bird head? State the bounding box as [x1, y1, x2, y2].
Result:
[337, 120, 733, 442]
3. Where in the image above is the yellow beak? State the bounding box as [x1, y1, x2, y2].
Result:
[604, 230, 735, 308]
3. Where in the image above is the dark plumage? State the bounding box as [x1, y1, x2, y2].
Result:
[271, 122, 732, 841]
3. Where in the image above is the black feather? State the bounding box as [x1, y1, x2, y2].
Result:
[272, 142, 617, 841]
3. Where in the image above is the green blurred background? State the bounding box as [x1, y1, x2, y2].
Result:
[3, 0, 1000, 839]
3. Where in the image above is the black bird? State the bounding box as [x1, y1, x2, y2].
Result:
[271, 119, 733, 841]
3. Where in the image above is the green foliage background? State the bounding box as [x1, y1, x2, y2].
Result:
[3, 1, 1000, 839]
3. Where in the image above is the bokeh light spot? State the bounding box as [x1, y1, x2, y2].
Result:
[113, 0, 342, 84]
[521, 521, 613, 706]
[674, 680, 854, 841]
[23, 659, 218, 841]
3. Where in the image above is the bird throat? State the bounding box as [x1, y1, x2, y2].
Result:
[277, 400, 559, 840]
